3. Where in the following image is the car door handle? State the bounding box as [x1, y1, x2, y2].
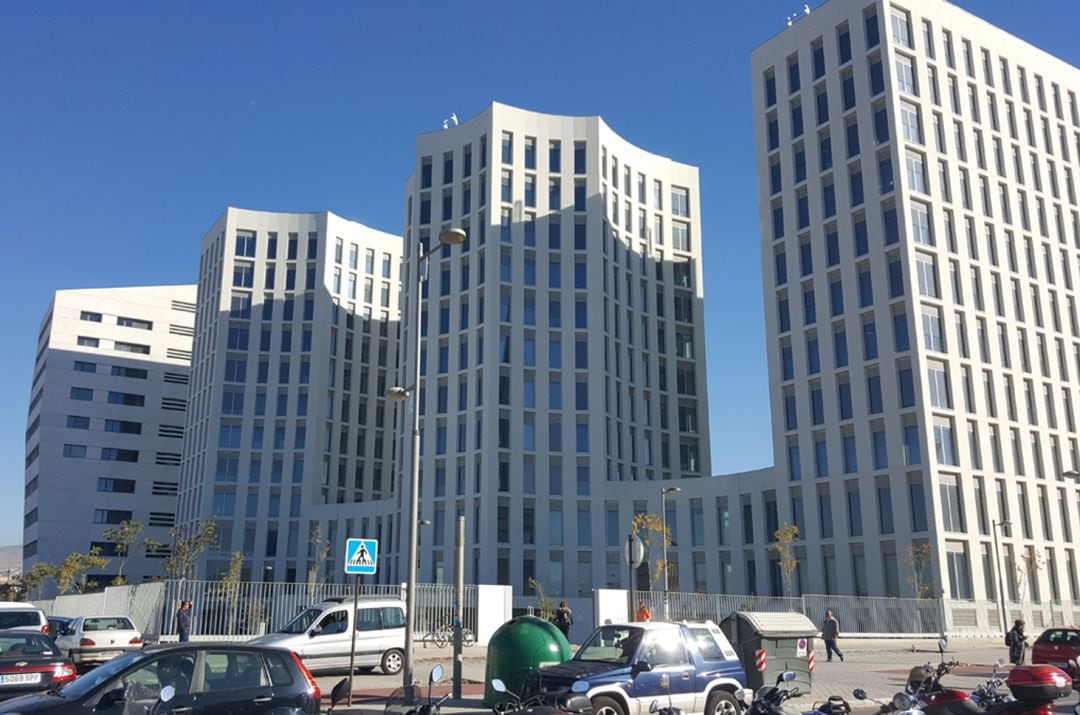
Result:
[253, 696, 273, 704]
[681, 672, 691, 680]
[172, 707, 193, 713]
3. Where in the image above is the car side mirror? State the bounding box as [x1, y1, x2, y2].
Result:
[430, 664, 443, 683]
[160, 686, 175, 704]
[631, 660, 653, 678]
[309, 627, 321, 638]
[330, 678, 350, 707]
[852, 689, 867, 701]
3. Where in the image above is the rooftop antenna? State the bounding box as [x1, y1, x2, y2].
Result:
[450, 113, 459, 126]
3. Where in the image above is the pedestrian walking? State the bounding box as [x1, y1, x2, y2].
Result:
[554, 601, 573, 640]
[1006, 619, 1027, 665]
[176, 600, 192, 642]
[635, 601, 651, 622]
[821, 610, 844, 662]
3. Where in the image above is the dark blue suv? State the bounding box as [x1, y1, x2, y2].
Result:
[539, 620, 746, 715]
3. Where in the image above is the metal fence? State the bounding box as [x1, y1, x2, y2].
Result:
[632, 590, 944, 636]
[36, 580, 479, 642]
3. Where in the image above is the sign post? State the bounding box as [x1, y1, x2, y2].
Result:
[344, 538, 379, 706]
[624, 535, 644, 621]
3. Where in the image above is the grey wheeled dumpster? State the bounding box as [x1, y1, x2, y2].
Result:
[719, 611, 817, 693]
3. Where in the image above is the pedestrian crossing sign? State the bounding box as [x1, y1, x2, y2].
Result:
[344, 538, 378, 575]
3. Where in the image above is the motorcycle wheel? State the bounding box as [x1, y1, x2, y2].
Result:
[706, 691, 740, 715]
[592, 695, 627, 715]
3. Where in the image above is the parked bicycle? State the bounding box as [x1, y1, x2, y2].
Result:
[425, 621, 475, 647]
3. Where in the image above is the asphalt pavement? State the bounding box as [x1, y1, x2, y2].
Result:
[316, 637, 1080, 715]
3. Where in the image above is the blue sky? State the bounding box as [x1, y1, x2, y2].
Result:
[0, 0, 1076, 548]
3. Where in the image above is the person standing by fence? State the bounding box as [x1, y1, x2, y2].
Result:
[554, 601, 573, 640]
[635, 601, 651, 622]
[821, 610, 844, 662]
[1006, 619, 1027, 665]
[176, 600, 192, 642]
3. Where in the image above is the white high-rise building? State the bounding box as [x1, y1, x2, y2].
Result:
[23, 286, 197, 587]
[751, 0, 1080, 609]
[179, 208, 403, 583]
[399, 103, 711, 601]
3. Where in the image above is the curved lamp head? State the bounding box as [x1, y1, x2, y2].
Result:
[1063, 470, 1080, 479]
[662, 486, 684, 496]
[438, 228, 466, 247]
[385, 386, 411, 402]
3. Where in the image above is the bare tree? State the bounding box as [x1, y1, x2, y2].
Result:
[55, 548, 110, 594]
[162, 521, 218, 583]
[306, 523, 332, 601]
[768, 523, 800, 596]
[905, 541, 935, 598]
[101, 520, 147, 585]
[631, 512, 671, 588]
[526, 578, 557, 621]
[214, 551, 245, 636]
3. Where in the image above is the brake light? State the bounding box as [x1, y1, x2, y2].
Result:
[290, 652, 320, 702]
[1031, 705, 1055, 715]
[79, 638, 95, 647]
[52, 663, 76, 685]
[129, 637, 142, 645]
[41, 625, 49, 635]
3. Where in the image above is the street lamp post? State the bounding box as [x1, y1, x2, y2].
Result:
[991, 519, 1011, 634]
[386, 228, 465, 697]
[660, 486, 682, 619]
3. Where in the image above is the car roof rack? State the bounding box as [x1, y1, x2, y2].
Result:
[320, 597, 349, 604]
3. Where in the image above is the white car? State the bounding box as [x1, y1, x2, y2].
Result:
[249, 598, 406, 674]
[0, 602, 48, 634]
[53, 615, 143, 668]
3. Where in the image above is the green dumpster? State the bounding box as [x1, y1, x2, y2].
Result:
[483, 615, 571, 706]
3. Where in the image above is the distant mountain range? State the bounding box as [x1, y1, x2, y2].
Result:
[0, 546, 21, 577]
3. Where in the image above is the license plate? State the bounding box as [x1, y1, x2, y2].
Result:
[95, 651, 122, 659]
[0, 673, 41, 685]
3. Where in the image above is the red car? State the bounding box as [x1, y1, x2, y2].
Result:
[0, 630, 76, 701]
[1031, 627, 1080, 674]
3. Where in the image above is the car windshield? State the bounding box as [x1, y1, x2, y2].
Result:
[576, 626, 643, 665]
[0, 634, 58, 658]
[278, 608, 323, 634]
[57, 650, 149, 699]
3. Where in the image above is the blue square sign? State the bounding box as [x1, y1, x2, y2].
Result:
[344, 538, 379, 575]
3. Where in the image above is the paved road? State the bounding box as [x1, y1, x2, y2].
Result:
[317, 637, 1080, 715]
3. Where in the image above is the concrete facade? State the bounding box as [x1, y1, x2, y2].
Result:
[751, 0, 1080, 605]
[398, 103, 712, 603]
[23, 285, 197, 587]
[177, 208, 403, 583]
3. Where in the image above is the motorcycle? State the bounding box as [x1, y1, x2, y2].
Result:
[803, 694, 855, 715]
[734, 671, 799, 715]
[853, 688, 925, 715]
[491, 677, 590, 715]
[967, 660, 1012, 710]
[881, 639, 1071, 715]
[512, 667, 593, 715]
[385, 665, 450, 715]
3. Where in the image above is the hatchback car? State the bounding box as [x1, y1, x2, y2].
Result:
[0, 643, 321, 715]
[0, 630, 76, 701]
[1032, 627, 1080, 674]
[53, 617, 143, 670]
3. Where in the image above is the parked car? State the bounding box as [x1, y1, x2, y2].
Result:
[53, 617, 143, 670]
[0, 642, 321, 715]
[1032, 627, 1080, 674]
[536, 620, 746, 715]
[45, 618, 72, 642]
[248, 598, 406, 674]
[0, 630, 76, 701]
[0, 604, 48, 636]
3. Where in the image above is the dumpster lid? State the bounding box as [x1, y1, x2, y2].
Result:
[729, 611, 818, 637]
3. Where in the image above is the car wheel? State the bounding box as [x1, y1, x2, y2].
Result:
[381, 649, 404, 675]
[706, 690, 740, 715]
[591, 695, 626, 715]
